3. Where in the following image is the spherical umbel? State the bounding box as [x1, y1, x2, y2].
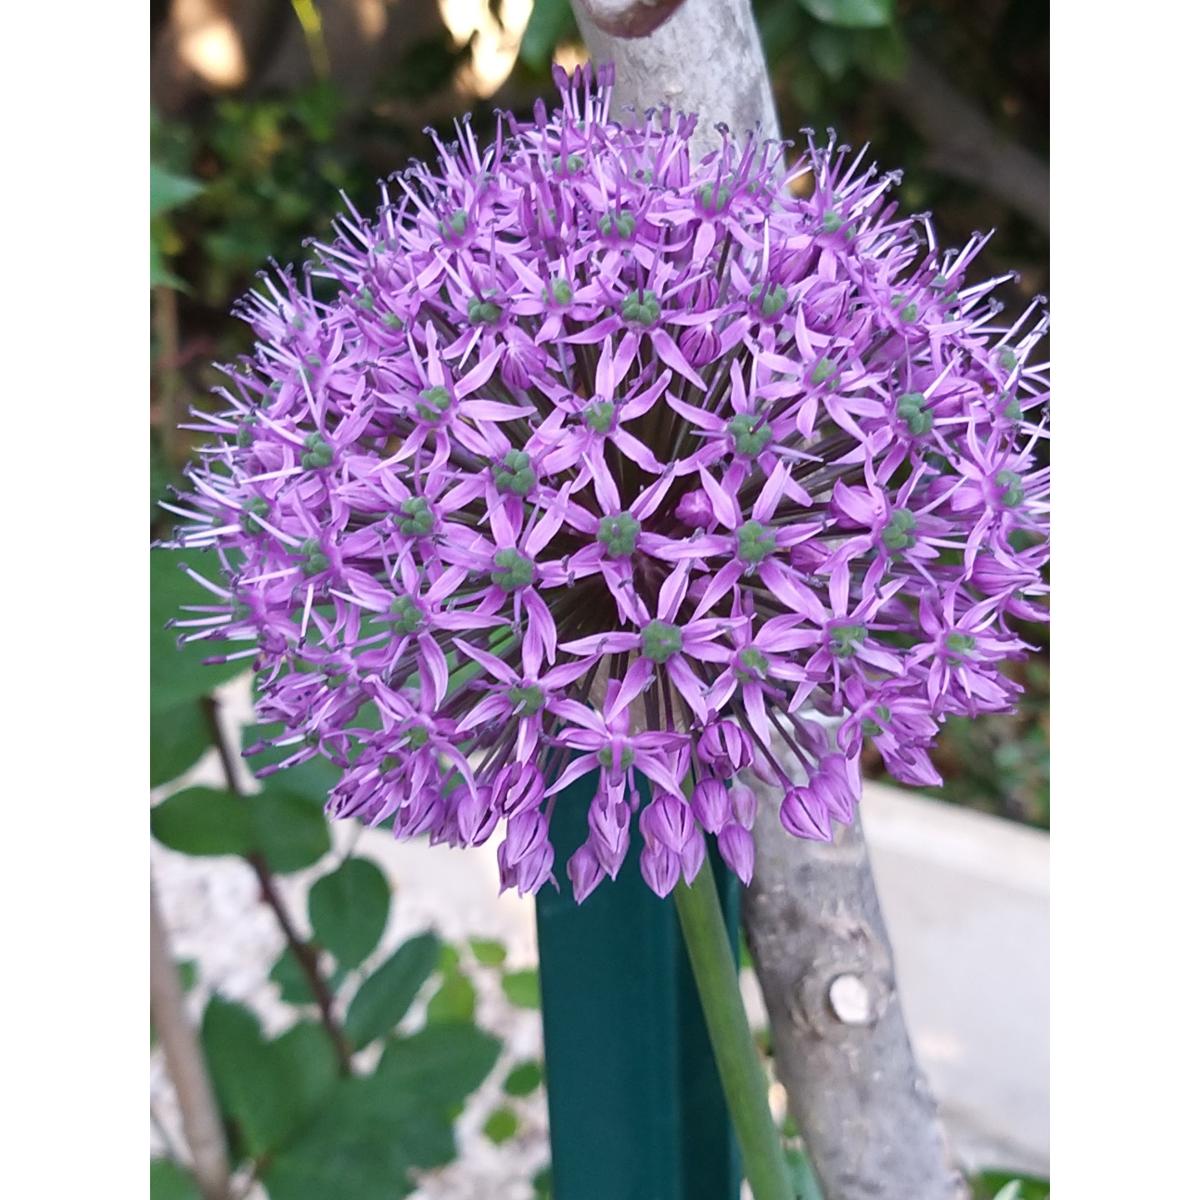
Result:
[167, 65, 1049, 902]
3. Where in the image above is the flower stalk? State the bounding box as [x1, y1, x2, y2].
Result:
[673, 852, 792, 1200]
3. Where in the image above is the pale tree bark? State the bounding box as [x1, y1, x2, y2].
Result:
[567, 3, 968, 1195]
[150, 880, 231, 1200]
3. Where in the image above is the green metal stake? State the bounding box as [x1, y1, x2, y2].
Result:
[534, 767, 742, 1200]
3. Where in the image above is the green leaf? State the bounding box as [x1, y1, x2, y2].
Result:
[252, 787, 331, 873]
[151, 549, 248, 712]
[345, 932, 441, 1048]
[852, 26, 908, 80]
[150, 702, 211, 787]
[971, 1171, 1050, 1200]
[520, 0, 576, 69]
[798, 0, 893, 29]
[376, 1022, 501, 1112]
[501, 968, 540, 1009]
[308, 857, 390, 969]
[151, 787, 253, 857]
[150, 1159, 201, 1200]
[150, 239, 187, 290]
[200, 998, 337, 1158]
[502, 1060, 543, 1097]
[483, 1105, 519, 1144]
[469, 937, 507, 967]
[151, 164, 204, 218]
[269, 949, 345, 1007]
[262, 1076, 448, 1200]
[426, 969, 477, 1025]
[263, 1023, 499, 1200]
[809, 27, 853, 80]
[533, 1163, 553, 1199]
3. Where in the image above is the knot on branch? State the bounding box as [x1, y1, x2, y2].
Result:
[576, 0, 687, 39]
[787, 920, 896, 1039]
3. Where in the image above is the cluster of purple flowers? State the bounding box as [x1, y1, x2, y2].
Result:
[168, 66, 1049, 902]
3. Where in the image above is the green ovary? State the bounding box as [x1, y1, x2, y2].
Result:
[641, 620, 682, 663]
[508, 683, 545, 713]
[492, 450, 536, 497]
[597, 512, 640, 559]
[392, 595, 424, 635]
[621, 291, 661, 326]
[416, 386, 452, 424]
[727, 412, 771, 457]
[491, 548, 535, 592]
[598, 744, 636, 771]
[829, 624, 867, 659]
[881, 508, 917, 552]
[394, 496, 434, 537]
[584, 401, 615, 435]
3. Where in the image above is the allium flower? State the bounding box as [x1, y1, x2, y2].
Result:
[165, 66, 1049, 901]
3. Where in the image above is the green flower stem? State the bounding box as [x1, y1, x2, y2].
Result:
[673, 854, 793, 1200]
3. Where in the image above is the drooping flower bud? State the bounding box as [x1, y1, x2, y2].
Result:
[780, 787, 833, 842]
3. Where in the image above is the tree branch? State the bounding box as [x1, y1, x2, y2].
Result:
[568, 0, 779, 155]
[566, 4, 969, 1194]
[200, 696, 355, 1074]
[150, 879, 231, 1200]
[744, 776, 969, 1199]
[575, 0, 686, 39]
[879, 46, 1049, 234]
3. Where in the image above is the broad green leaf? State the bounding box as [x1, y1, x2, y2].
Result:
[151, 787, 253, 857]
[201, 997, 337, 1158]
[426, 968, 477, 1025]
[533, 1164, 553, 1199]
[263, 1024, 498, 1200]
[308, 857, 390, 969]
[483, 1105, 519, 1144]
[150, 702, 211, 786]
[252, 787, 331, 873]
[502, 1060, 543, 1097]
[151, 164, 204, 217]
[501, 968, 540, 1009]
[520, 0, 576, 69]
[261, 1078, 450, 1200]
[150, 1159, 201, 1200]
[375, 1022, 501, 1112]
[798, 0, 893, 29]
[269, 948, 345, 1007]
[469, 937, 507, 967]
[151, 549, 248, 712]
[345, 932, 440, 1048]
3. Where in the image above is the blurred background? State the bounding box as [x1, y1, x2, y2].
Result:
[149, 4, 1048, 1198]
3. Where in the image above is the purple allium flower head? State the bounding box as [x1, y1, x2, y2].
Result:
[166, 65, 1049, 901]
